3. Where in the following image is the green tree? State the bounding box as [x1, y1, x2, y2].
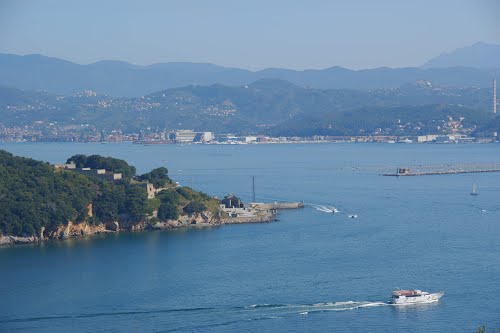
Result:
[67, 154, 136, 180]
[138, 167, 171, 188]
[158, 202, 179, 220]
[0, 150, 95, 237]
[125, 185, 147, 221]
[183, 201, 206, 215]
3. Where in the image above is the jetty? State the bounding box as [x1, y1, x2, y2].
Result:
[250, 202, 304, 210]
[383, 163, 500, 176]
[219, 195, 302, 224]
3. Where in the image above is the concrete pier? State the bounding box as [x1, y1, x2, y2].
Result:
[250, 202, 304, 210]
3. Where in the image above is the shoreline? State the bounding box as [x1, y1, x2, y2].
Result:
[1, 140, 498, 145]
[0, 211, 278, 247]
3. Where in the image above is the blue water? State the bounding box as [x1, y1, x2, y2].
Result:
[1, 143, 499, 332]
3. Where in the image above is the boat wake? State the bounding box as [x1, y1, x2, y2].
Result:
[310, 204, 340, 213]
[3, 299, 432, 332]
[1, 301, 389, 326]
[245, 300, 389, 315]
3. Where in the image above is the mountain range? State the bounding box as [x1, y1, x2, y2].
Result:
[1, 42, 499, 97]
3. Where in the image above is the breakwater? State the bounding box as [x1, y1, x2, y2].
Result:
[221, 215, 277, 224]
[250, 202, 304, 210]
[383, 163, 500, 176]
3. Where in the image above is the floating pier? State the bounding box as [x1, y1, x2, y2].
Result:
[383, 163, 500, 176]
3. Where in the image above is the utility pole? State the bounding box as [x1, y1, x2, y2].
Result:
[252, 176, 256, 203]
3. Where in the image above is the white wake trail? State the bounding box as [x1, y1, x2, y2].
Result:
[309, 204, 335, 213]
[245, 300, 390, 316]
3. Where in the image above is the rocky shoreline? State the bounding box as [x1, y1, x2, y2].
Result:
[0, 210, 277, 246]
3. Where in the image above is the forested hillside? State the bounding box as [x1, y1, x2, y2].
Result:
[0, 151, 219, 238]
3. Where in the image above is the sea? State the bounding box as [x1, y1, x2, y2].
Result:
[0, 142, 499, 332]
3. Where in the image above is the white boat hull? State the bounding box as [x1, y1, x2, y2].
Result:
[390, 292, 443, 304]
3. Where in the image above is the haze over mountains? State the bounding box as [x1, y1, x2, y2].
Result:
[423, 42, 500, 69]
[1, 42, 499, 97]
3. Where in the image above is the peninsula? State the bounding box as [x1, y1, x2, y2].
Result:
[0, 150, 294, 246]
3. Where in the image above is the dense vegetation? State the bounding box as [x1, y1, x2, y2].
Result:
[0, 150, 219, 237]
[0, 150, 95, 236]
[138, 167, 172, 188]
[270, 104, 494, 137]
[151, 186, 219, 221]
[67, 154, 137, 180]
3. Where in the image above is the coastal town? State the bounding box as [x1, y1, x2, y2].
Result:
[1, 122, 498, 144]
[1, 77, 498, 144]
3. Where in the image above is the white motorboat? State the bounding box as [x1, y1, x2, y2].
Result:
[390, 289, 444, 304]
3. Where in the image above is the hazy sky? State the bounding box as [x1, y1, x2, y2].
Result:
[0, 0, 499, 70]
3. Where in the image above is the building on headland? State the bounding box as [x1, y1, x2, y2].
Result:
[54, 162, 122, 181]
[54, 162, 77, 169]
[219, 194, 272, 219]
[138, 182, 175, 199]
[73, 168, 123, 181]
[141, 182, 156, 199]
[221, 194, 244, 209]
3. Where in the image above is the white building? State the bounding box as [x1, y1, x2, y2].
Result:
[174, 130, 197, 143]
[201, 132, 214, 142]
[417, 135, 439, 143]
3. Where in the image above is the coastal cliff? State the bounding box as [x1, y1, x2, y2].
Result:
[0, 208, 279, 246]
[0, 221, 108, 245]
[0, 210, 238, 245]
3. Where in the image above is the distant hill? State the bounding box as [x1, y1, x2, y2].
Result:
[0, 79, 497, 136]
[269, 104, 494, 137]
[423, 42, 500, 69]
[1, 53, 500, 97]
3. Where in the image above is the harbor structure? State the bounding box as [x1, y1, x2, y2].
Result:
[170, 130, 214, 143]
[172, 130, 197, 143]
[383, 163, 500, 176]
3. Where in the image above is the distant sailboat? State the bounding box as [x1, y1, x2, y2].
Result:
[470, 183, 478, 196]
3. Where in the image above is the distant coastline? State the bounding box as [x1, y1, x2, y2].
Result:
[1, 134, 499, 144]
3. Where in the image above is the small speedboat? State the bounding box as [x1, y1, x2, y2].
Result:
[348, 214, 358, 219]
[470, 183, 478, 196]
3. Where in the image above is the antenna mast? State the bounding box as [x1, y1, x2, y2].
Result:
[252, 176, 256, 203]
[494, 78, 497, 114]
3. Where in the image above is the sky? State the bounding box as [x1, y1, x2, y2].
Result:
[0, 0, 499, 70]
